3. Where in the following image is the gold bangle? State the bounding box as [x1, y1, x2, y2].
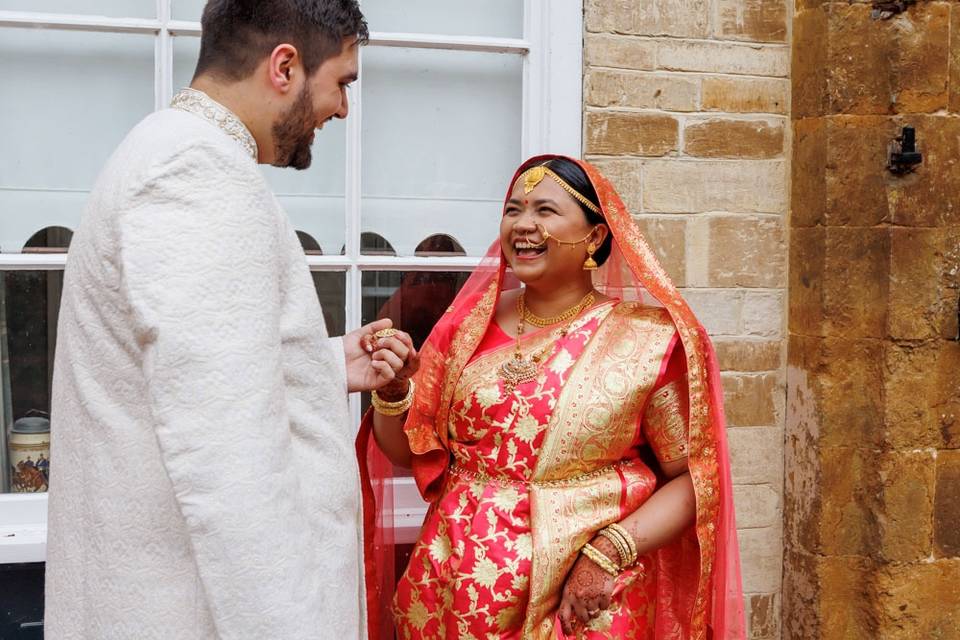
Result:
[605, 523, 638, 567]
[601, 525, 636, 567]
[596, 529, 629, 569]
[371, 380, 415, 416]
[581, 543, 619, 577]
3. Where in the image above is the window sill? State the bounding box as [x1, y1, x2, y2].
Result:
[0, 493, 47, 564]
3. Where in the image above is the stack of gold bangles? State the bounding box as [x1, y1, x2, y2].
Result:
[370, 327, 416, 416]
[580, 523, 638, 577]
[372, 380, 415, 416]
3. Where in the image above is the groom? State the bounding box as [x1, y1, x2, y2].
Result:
[45, 2, 410, 638]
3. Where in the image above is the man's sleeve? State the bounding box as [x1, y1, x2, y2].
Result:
[327, 336, 348, 395]
[118, 144, 322, 637]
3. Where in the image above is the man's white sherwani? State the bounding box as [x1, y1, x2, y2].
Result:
[45, 90, 365, 639]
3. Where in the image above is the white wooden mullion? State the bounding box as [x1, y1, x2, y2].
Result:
[0, 255, 68, 270]
[344, 60, 363, 329]
[344, 52, 364, 425]
[520, 0, 539, 158]
[166, 19, 201, 37]
[369, 32, 529, 54]
[0, 255, 482, 272]
[0, 10, 160, 33]
[0, 13, 530, 55]
[155, 0, 173, 111]
[306, 255, 481, 271]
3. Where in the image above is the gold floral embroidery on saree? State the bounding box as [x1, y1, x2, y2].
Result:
[643, 380, 689, 463]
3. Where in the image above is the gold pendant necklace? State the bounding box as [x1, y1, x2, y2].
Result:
[497, 290, 596, 393]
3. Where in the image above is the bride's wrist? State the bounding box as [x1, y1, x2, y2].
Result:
[589, 536, 619, 565]
[375, 377, 410, 403]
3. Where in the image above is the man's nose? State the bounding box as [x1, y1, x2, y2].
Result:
[335, 89, 349, 119]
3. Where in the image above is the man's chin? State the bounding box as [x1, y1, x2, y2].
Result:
[274, 148, 313, 170]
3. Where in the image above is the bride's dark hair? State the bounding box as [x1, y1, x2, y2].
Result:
[515, 157, 614, 267]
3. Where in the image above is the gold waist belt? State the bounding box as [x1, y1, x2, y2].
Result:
[448, 460, 630, 490]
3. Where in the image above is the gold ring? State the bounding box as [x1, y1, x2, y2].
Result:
[373, 328, 400, 340]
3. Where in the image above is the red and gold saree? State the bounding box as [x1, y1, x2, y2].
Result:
[359, 156, 745, 639]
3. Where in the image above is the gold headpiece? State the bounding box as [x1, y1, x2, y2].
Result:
[518, 164, 602, 215]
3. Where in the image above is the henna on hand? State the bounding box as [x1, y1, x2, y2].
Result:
[558, 543, 617, 634]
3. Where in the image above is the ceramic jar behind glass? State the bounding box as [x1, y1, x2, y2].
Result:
[9, 413, 50, 493]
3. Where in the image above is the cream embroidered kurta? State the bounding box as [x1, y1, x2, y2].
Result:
[45, 90, 365, 639]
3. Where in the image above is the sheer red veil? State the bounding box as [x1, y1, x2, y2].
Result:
[359, 155, 745, 639]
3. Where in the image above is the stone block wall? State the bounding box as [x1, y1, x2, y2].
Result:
[582, 1, 791, 637]
[787, 3, 960, 639]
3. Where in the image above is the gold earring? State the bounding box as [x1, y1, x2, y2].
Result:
[583, 242, 598, 271]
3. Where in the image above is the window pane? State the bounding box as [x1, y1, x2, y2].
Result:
[171, 0, 205, 21]
[361, 0, 522, 38]
[0, 1, 154, 17]
[1, 271, 63, 494]
[311, 271, 347, 337]
[361, 47, 521, 257]
[0, 28, 154, 254]
[360, 269, 469, 478]
[173, 36, 348, 257]
[360, 270, 468, 349]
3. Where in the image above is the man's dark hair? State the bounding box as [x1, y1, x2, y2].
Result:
[194, 0, 368, 82]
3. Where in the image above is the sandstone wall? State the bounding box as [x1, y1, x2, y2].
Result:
[583, 2, 792, 637]
[787, 3, 960, 638]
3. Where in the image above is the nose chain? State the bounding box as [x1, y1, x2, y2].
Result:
[518, 223, 595, 249]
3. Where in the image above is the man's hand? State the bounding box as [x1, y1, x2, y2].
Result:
[342, 319, 418, 393]
[558, 540, 617, 636]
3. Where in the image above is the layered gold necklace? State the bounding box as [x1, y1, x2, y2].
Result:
[498, 290, 596, 392]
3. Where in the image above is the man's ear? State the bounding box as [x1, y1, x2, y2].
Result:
[267, 43, 299, 93]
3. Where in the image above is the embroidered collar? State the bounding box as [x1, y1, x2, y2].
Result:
[170, 88, 259, 161]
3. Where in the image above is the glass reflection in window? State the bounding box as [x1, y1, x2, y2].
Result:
[1, 271, 62, 493]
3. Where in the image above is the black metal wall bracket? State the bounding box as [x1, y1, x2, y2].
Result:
[872, 0, 916, 19]
[888, 126, 923, 175]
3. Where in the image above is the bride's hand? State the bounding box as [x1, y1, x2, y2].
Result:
[557, 540, 617, 635]
[343, 319, 417, 393]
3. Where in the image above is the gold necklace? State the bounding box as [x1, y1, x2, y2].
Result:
[497, 292, 595, 393]
[519, 290, 596, 328]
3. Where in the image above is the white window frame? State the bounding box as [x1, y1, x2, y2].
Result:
[0, 0, 582, 561]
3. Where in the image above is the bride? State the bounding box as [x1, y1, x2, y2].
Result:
[359, 155, 745, 639]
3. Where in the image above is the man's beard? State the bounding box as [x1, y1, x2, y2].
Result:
[272, 85, 315, 170]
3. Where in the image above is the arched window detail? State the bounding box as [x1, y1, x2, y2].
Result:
[23, 227, 74, 253]
[360, 232, 396, 257]
[295, 231, 323, 255]
[415, 234, 466, 257]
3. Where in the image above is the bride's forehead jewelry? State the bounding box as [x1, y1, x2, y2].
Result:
[517, 164, 602, 216]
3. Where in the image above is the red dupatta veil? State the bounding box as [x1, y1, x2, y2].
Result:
[358, 155, 745, 639]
